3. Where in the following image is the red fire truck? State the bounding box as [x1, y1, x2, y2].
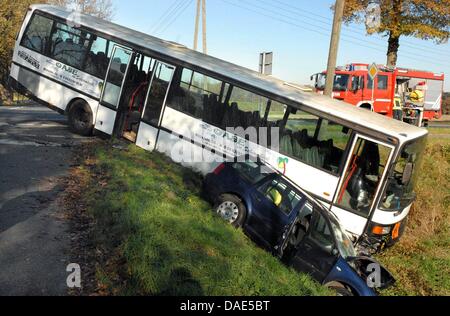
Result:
[311, 63, 445, 126]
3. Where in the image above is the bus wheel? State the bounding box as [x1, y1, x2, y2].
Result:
[215, 194, 247, 228]
[68, 100, 93, 136]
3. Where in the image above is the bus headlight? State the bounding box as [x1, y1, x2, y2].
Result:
[372, 225, 391, 235]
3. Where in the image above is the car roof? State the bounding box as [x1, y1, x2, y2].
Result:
[233, 159, 335, 220]
[31, 4, 428, 144]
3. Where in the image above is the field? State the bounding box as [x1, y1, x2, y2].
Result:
[69, 127, 449, 296]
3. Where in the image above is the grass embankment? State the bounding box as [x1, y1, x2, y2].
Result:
[77, 142, 328, 296]
[379, 129, 450, 296]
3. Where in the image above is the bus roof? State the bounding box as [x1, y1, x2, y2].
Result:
[31, 4, 428, 143]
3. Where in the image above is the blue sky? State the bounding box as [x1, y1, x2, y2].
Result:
[111, 0, 450, 91]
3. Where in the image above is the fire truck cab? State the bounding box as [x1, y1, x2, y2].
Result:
[311, 63, 445, 127]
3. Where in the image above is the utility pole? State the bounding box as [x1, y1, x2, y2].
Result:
[201, 0, 207, 54]
[193, 0, 200, 51]
[324, 0, 345, 97]
[193, 0, 207, 55]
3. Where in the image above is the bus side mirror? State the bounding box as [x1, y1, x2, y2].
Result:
[402, 163, 413, 185]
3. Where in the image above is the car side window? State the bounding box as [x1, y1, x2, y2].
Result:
[310, 212, 335, 251]
[259, 178, 303, 215]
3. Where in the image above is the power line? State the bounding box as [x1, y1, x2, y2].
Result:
[152, 0, 191, 34]
[153, 0, 190, 34]
[243, 0, 449, 61]
[265, 0, 450, 57]
[219, 0, 449, 68]
[158, 0, 194, 35]
[150, 0, 180, 34]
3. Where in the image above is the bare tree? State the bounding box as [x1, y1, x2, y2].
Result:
[47, 0, 115, 20]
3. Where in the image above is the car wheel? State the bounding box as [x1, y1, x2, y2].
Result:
[327, 282, 355, 296]
[68, 100, 94, 136]
[215, 194, 246, 228]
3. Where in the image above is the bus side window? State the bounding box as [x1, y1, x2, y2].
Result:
[282, 110, 351, 174]
[225, 86, 268, 130]
[49, 22, 90, 69]
[168, 68, 225, 126]
[21, 14, 53, 54]
[83, 36, 109, 79]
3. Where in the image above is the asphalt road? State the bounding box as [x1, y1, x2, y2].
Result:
[0, 104, 91, 296]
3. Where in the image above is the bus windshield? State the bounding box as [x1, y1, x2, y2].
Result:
[316, 74, 349, 91]
[380, 136, 427, 211]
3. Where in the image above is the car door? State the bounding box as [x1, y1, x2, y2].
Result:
[289, 209, 339, 283]
[246, 176, 302, 250]
[94, 45, 133, 135]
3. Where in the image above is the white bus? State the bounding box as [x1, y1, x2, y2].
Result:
[10, 5, 428, 251]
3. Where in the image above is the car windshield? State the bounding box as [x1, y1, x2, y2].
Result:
[316, 74, 350, 91]
[314, 203, 356, 259]
[328, 212, 357, 259]
[380, 136, 427, 211]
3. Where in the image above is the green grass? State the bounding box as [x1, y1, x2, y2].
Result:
[82, 142, 329, 296]
[378, 130, 450, 296]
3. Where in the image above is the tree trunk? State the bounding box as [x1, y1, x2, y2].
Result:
[386, 32, 400, 68]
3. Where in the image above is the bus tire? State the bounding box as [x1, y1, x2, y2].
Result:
[68, 100, 94, 136]
[215, 194, 247, 228]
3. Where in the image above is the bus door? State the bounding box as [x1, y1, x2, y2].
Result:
[330, 135, 394, 237]
[136, 61, 175, 151]
[95, 45, 133, 135]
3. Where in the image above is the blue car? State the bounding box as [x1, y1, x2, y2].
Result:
[204, 159, 395, 296]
